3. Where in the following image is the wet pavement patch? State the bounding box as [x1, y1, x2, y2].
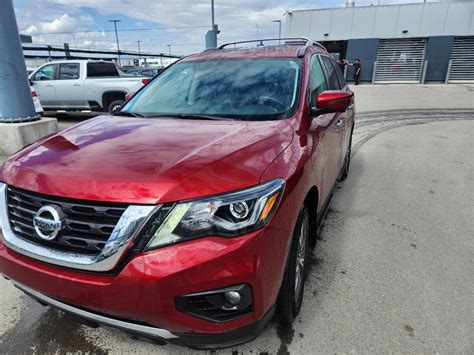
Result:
[316, 222, 327, 241]
[305, 251, 322, 282]
[327, 208, 341, 215]
[276, 323, 294, 355]
[0, 295, 106, 354]
[404, 325, 415, 337]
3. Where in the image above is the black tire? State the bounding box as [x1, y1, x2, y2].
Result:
[108, 99, 124, 113]
[277, 205, 310, 324]
[340, 135, 352, 181]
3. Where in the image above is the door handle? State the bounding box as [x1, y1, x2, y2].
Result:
[73, 83, 81, 87]
[335, 119, 343, 127]
[46, 84, 53, 87]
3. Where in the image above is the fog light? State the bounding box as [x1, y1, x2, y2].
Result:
[224, 291, 241, 305]
[176, 284, 253, 322]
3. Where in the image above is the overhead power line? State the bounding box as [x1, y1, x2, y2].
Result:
[22, 44, 181, 58]
[33, 25, 209, 36]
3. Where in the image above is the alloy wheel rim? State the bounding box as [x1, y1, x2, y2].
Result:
[294, 214, 308, 301]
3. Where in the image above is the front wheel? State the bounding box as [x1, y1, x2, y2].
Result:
[277, 205, 310, 324]
[108, 99, 124, 113]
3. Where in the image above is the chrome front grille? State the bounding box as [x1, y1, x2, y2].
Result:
[7, 186, 127, 255]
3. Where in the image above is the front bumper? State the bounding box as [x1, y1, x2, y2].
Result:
[0, 225, 291, 348]
[12, 281, 275, 349]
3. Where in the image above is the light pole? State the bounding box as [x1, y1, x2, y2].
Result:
[205, 0, 218, 49]
[137, 40, 141, 66]
[0, 0, 38, 122]
[272, 20, 282, 44]
[70, 33, 77, 48]
[108, 19, 122, 67]
[211, 0, 215, 30]
[167, 45, 171, 65]
[256, 23, 260, 38]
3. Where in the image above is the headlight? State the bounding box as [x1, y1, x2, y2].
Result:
[0, 182, 5, 230]
[146, 179, 285, 250]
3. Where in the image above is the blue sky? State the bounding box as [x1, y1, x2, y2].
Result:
[13, 0, 435, 55]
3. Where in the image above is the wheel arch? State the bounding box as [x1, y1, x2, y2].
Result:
[102, 91, 127, 111]
[303, 185, 319, 247]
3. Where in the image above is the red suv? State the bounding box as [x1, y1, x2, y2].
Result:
[0, 38, 354, 349]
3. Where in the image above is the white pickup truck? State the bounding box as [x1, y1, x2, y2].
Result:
[29, 60, 148, 113]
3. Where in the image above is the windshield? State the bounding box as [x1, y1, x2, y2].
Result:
[122, 58, 301, 120]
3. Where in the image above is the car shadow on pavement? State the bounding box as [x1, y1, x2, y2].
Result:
[0, 294, 106, 354]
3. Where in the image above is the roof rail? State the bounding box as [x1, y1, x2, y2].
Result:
[217, 37, 327, 54]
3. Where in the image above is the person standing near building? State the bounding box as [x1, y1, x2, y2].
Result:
[352, 58, 361, 85]
[338, 58, 348, 72]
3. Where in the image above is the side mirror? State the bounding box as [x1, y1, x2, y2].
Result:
[311, 90, 353, 117]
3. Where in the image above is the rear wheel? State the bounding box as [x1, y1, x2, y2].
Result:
[277, 205, 310, 324]
[108, 99, 124, 113]
[340, 135, 352, 181]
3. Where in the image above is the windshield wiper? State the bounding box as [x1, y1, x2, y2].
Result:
[159, 114, 223, 121]
[112, 111, 145, 118]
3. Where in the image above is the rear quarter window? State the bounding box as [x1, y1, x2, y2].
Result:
[321, 56, 341, 90]
[59, 63, 80, 80]
[330, 57, 347, 88]
[87, 63, 119, 78]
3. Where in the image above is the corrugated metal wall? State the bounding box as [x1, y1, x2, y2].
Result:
[448, 36, 474, 82]
[286, 2, 474, 41]
[374, 38, 426, 83]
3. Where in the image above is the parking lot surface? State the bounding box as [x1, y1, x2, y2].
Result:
[1, 85, 473, 354]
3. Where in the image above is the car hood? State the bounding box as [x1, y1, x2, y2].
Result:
[1, 115, 293, 204]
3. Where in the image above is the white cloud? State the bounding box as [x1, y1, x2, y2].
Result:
[42, 0, 303, 52]
[22, 13, 94, 35]
[24, 25, 37, 35]
[41, 14, 75, 32]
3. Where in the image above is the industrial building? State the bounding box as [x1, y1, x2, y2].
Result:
[285, 0, 474, 83]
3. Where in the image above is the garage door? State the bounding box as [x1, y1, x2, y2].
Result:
[374, 38, 426, 83]
[448, 36, 474, 83]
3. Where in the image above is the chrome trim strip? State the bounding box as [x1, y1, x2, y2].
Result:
[13, 282, 178, 339]
[0, 184, 159, 272]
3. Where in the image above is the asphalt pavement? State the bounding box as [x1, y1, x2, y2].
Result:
[0, 84, 473, 354]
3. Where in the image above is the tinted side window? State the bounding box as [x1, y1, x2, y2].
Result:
[321, 56, 340, 90]
[127, 69, 140, 76]
[330, 57, 347, 88]
[141, 70, 154, 76]
[309, 56, 328, 107]
[87, 63, 119, 77]
[59, 63, 80, 80]
[33, 64, 56, 81]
